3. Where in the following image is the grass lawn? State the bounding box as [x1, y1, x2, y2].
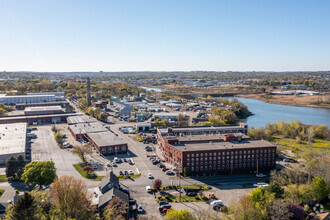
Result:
[0, 175, 8, 182]
[159, 195, 208, 203]
[73, 163, 104, 181]
[271, 137, 330, 157]
[161, 184, 211, 191]
[118, 173, 142, 180]
[0, 189, 5, 198]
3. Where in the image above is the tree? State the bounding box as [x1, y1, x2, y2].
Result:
[21, 161, 57, 187]
[82, 166, 93, 176]
[98, 112, 108, 122]
[312, 177, 329, 200]
[72, 144, 93, 162]
[249, 187, 275, 211]
[6, 156, 26, 180]
[50, 175, 94, 219]
[165, 209, 194, 220]
[302, 149, 318, 183]
[153, 179, 162, 190]
[307, 126, 315, 143]
[78, 98, 88, 110]
[103, 196, 128, 220]
[267, 199, 292, 220]
[267, 181, 284, 199]
[288, 203, 305, 220]
[10, 192, 38, 220]
[54, 132, 63, 146]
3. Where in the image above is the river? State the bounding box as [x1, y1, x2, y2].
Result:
[228, 97, 330, 128]
[139, 86, 163, 92]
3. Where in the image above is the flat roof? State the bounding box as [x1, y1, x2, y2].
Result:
[172, 139, 275, 152]
[69, 122, 108, 135]
[0, 123, 26, 155]
[0, 95, 55, 98]
[67, 115, 96, 124]
[165, 133, 249, 142]
[0, 113, 82, 122]
[24, 106, 63, 112]
[154, 112, 180, 117]
[16, 101, 69, 106]
[87, 131, 126, 147]
[159, 125, 246, 133]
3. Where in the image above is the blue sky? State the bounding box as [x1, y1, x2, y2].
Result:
[0, 0, 329, 72]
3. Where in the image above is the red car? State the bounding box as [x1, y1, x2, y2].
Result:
[162, 167, 169, 172]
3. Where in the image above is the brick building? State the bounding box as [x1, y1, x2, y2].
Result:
[158, 126, 276, 176]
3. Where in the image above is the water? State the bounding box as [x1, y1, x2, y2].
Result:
[139, 86, 163, 92]
[227, 97, 330, 128]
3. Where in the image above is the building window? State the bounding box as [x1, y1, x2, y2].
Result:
[200, 166, 203, 170]
[192, 154, 195, 157]
[196, 158, 199, 161]
[235, 151, 238, 154]
[210, 157, 212, 160]
[187, 154, 190, 157]
[210, 166, 213, 170]
[201, 153, 203, 156]
[196, 167, 199, 171]
[218, 165, 220, 169]
[191, 167, 194, 171]
[192, 163, 194, 166]
[187, 163, 190, 166]
[108, 148, 113, 153]
[122, 146, 126, 151]
[101, 149, 106, 154]
[209, 161, 212, 165]
[192, 158, 194, 161]
[227, 152, 229, 155]
[205, 166, 208, 170]
[231, 152, 233, 155]
[187, 158, 190, 162]
[214, 152, 216, 156]
[196, 162, 199, 165]
[201, 162, 203, 165]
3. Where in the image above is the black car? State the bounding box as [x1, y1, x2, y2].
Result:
[152, 161, 158, 165]
[159, 201, 169, 206]
[124, 170, 128, 175]
[119, 170, 123, 175]
[123, 158, 127, 162]
[159, 204, 171, 210]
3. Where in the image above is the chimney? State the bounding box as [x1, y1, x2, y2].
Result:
[87, 77, 91, 106]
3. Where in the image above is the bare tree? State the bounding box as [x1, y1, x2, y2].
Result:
[72, 144, 93, 162]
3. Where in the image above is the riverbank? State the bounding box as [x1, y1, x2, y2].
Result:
[236, 94, 330, 109]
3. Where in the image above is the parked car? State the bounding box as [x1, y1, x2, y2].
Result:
[289, 159, 298, 163]
[129, 170, 134, 175]
[138, 205, 143, 213]
[165, 170, 174, 175]
[162, 168, 169, 172]
[114, 157, 119, 163]
[159, 201, 169, 206]
[158, 164, 165, 168]
[256, 173, 266, 178]
[123, 158, 127, 162]
[148, 173, 153, 179]
[124, 170, 128, 175]
[187, 191, 197, 196]
[210, 200, 223, 207]
[253, 182, 269, 187]
[112, 162, 117, 167]
[93, 165, 97, 169]
[146, 186, 152, 193]
[283, 158, 290, 162]
[107, 163, 111, 167]
[119, 170, 123, 175]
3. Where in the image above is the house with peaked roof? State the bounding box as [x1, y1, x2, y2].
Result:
[98, 188, 130, 211]
[99, 171, 120, 194]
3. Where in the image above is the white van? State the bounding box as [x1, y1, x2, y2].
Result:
[114, 157, 119, 163]
[146, 186, 152, 193]
[210, 200, 223, 206]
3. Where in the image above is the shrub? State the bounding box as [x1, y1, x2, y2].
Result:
[195, 196, 200, 200]
[201, 196, 208, 201]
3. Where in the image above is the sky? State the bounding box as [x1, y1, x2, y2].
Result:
[0, 0, 330, 72]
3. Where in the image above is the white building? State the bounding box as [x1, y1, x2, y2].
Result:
[154, 112, 180, 121]
[0, 94, 56, 105]
[0, 123, 27, 164]
[27, 92, 66, 101]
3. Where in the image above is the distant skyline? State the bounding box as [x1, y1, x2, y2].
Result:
[1, 0, 330, 72]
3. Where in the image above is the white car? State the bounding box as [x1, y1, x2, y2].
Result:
[253, 182, 269, 187]
[256, 173, 266, 178]
[148, 173, 153, 179]
[210, 200, 223, 206]
[146, 185, 152, 193]
[138, 205, 143, 213]
[114, 157, 119, 163]
[129, 170, 134, 175]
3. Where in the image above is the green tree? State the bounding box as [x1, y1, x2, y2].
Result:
[72, 144, 92, 163]
[312, 177, 329, 200]
[6, 156, 26, 180]
[267, 181, 284, 199]
[54, 132, 63, 146]
[249, 187, 275, 214]
[21, 161, 57, 187]
[165, 209, 194, 220]
[10, 192, 37, 220]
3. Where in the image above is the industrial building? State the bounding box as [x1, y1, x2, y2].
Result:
[153, 112, 180, 121]
[24, 106, 64, 115]
[0, 123, 27, 164]
[27, 92, 66, 101]
[157, 125, 276, 176]
[67, 116, 128, 156]
[15, 101, 69, 110]
[0, 113, 80, 125]
[0, 94, 56, 105]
